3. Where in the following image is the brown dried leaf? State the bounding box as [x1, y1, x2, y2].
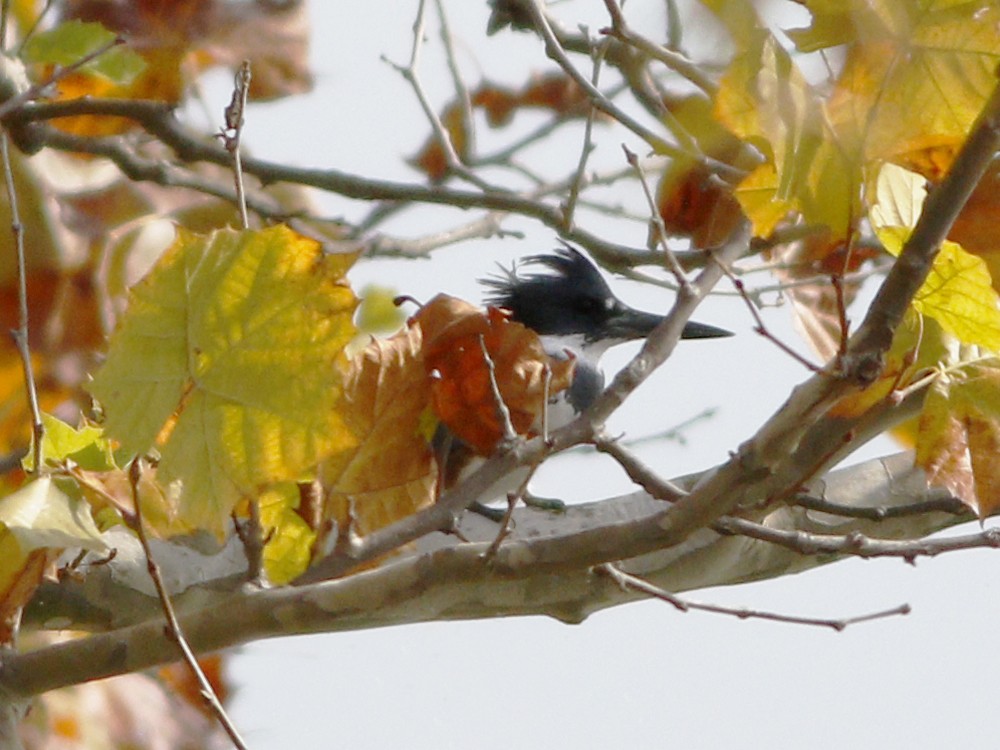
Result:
[415, 295, 574, 456]
[322, 325, 436, 537]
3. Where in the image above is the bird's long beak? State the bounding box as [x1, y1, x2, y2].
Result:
[607, 306, 732, 341]
[680, 319, 733, 340]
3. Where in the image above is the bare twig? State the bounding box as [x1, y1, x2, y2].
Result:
[524, 0, 688, 160]
[623, 407, 718, 447]
[562, 34, 609, 230]
[14, 0, 57, 55]
[715, 515, 1000, 564]
[478, 333, 518, 443]
[599, 0, 716, 96]
[597, 563, 910, 630]
[127, 460, 249, 750]
[384, 0, 491, 190]
[1, 133, 42, 471]
[219, 60, 252, 229]
[720, 257, 826, 373]
[9, 99, 672, 269]
[791, 492, 969, 521]
[434, 0, 475, 158]
[622, 143, 688, 286]
[593, 433, 687, 501]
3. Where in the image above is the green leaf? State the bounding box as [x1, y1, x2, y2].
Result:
[88, 225, 359, 533]
[23, 413, 117, 473]
[22, 20, 146, 84]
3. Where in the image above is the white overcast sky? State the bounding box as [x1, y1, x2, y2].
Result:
[222, 2, 1000, 748]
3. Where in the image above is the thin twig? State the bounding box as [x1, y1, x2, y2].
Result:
[384, 0, 491, 191]
[524, 0, 706, 166]
[1, 133, 42, 471]
[621, 143, 688, 286]
[15, 0, 57, 55]
[11, 98, 673, 270]
[434, 0, 475, 158]
[791, 492, 968, 521]
[719, 255, 827, 373]
[597, 563, 910, 631]
[593, 433, 687, 501]
[623, 407, 718, 447]
[478, 333, 518, 443]
[127, 459, 249, 750]
[599, 0, 716, 96]
[219, 60, 252, 229]
[715, 515, 1000, 564]
[562, 33, 609, 230]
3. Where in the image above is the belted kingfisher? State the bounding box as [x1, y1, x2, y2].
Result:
[438, 244, 732, 514]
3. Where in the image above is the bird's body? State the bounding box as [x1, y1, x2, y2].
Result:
[437, 245, 731, 511]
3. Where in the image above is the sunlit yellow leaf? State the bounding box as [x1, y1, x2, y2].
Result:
[871, 164, 1000, 351]
[716, 33, 861, 237]
[733, 162, 790, 237]
[259, 483, 314, 585]
[914, 244, 1000, 352]
[802, 0, 1000, 166]
[88, 225, 358, 533]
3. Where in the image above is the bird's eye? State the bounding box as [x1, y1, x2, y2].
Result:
[577, 297, 605, 315]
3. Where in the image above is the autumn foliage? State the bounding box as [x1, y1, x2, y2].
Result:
[2, 0, 1000, 745]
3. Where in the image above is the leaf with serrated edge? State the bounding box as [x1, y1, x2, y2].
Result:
[88, 225, 358, 533]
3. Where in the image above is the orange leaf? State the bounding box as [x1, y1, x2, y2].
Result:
[408, 103, 470, 182]
[51, 0, 311, 135]
[656, 161, 745, 248]
[414, 295, 574, 455]
[158, 655, 229, 718]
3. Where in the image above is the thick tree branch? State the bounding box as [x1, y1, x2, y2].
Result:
[8, 452, 973, 698]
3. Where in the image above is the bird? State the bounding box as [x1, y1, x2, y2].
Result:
[437, 244, 732, 517]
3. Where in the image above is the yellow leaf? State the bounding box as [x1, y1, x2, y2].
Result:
[811, 0, 1000, 166]
[914, 244, 1000, 352]
[872, 164, 1000, 351]
[715, 33, 861, 237]
[259, 483, 315, 585]
[356, 284, 405, 335]
[733, 162, 790, 237]
[88, 225, 358, 533]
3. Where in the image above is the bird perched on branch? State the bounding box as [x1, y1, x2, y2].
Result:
[438, 244, 732, 517]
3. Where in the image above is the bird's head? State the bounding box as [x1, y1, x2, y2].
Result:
[482, 245, 731, 357]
